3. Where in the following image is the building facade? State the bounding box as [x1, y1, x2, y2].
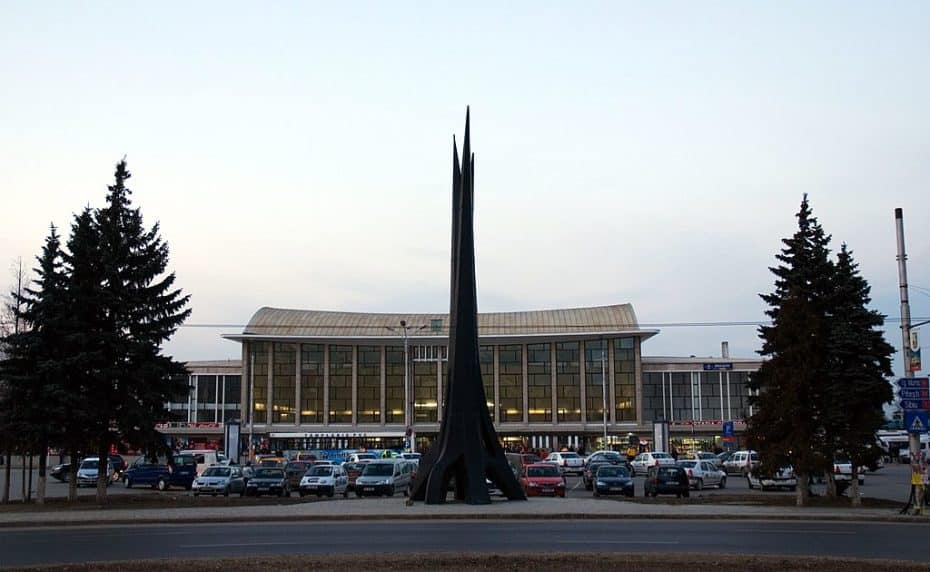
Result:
[182, 304, 761, 455]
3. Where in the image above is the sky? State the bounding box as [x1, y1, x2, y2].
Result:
[1, 1, 928, 377]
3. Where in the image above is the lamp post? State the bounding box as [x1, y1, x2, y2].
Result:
[388, 321, 427, 454]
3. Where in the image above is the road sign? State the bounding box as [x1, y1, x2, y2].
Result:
[900, 399, 930, 410]
[897, 377, 929, 389]
[703, 363, 733, 371]
[905, 411, 929, 434]
[898, 388, 930, 400]
[722, 421, 734, 437]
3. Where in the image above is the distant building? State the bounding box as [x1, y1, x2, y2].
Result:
[162, 304, 761, 454]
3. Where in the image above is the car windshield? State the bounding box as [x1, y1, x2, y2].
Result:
[362, 463, 394, 477]
[658, 468, 681, 478]
[653, 453, 672, 459]
[260, 459, 282, 467]
[355, 453, 377, 460]
[286, 462, 307, 472]
[523, 455, 541, 464]
[527, 466, 560, 477]
[343, 463, 362, 472]
[254, 469, 284, 479]
[598, 453, 622, 462]
[598, 466, 629, 478]
[309, 466, 333, 476]
[678, 461, 698, 468]
[174, 455, 195, 466]
[203, 467, 230, 477]
[79, 460, 98, 470]
[561, 452, 579, 458]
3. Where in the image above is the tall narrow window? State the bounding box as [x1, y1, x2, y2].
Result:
[300, 344, 324, 423]
[585, 340, 607, 423]
[356, 346, 381, 423]
[498, 345, 523, 422]
[556, 342, 580, 422]
[250, 343, 268, 424]
[480, 345, 495, 417]
[328, 345, 353, 423]
[614, 338, 636, 421]
[527, 343, 551, 423]
[272, 343, 296, 423]
[413, 359, 438, 423]
[385, 347, 405, 424]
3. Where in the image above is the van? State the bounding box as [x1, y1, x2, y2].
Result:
[179, 449, 219, 476]
[354, 459, 415, 497]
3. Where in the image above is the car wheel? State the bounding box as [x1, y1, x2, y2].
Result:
[593, 489, 600, 497]
[342, 489, 349, 499]
[193, 492, 199, 497]
[157, 478, 167, 491]
[124, 477, 132, 489]
[357, 490, 364, 498]
[223, 486, 229, 497]
[683, 490, 690, 498]
[696, 479, 704, 491]
[299, 491, 306, 498]
[719, 477, 726, 489]
[390, 485, 396, 497]
[327, 488, 334, 498]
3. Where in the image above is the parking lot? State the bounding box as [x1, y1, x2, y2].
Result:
[0, 460, 914, 505]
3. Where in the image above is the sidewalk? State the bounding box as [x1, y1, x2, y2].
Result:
[1, 496, 926, 528]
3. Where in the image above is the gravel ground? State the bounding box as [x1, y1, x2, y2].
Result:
[7, 553, 930, 572]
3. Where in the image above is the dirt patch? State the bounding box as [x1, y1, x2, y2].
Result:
[7, 553, 930, 571]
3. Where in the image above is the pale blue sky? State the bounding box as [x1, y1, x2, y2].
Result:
[1, 1, 928, 374]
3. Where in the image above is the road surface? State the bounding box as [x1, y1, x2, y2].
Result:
[0, 519, 925, 567]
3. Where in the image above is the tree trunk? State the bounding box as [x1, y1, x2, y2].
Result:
[21, 454, 26, 501]
[67, 449, 78, 502]
[96, 440, 108, 505]
[2, 451, 10, 503]
[26, 453, 33, 502]
[36, 443, 47, 505]
[796, 472, 809, 506]
[850, 465, 861, 507]
[825, 470, 836, 498]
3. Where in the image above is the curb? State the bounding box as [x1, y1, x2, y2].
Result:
[2, 511, 928, 529]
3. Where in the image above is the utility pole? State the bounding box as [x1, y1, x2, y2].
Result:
[895, 208, 925, 515]
[401, 321, 415, 454]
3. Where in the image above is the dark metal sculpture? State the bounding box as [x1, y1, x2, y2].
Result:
[411, 109, 527, 504]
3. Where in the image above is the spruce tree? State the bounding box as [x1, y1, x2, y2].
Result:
[824, 244, 894, 505]
[89, 160, 190, 503]
[747, 195, 835, 506]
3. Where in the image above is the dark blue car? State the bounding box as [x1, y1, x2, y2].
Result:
[593, 465, 634, 497]
[121, 454, 197, 491]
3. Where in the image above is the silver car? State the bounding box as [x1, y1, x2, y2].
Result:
[677, 460, 727, 490]
[355, 460, 415, 497]
[192, 465, 247, 496]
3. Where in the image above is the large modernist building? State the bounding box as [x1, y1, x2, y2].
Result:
[163, 304, 761, 455]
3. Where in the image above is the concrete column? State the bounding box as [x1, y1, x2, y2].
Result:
[522, 343, 529, 425]
[550, 343, 558, 425]
[380, 345, 386, 425]
[241, 342, 249, 425]
[267, 343, 274, 425]
[294, 343, 301, 427]
[323, 344, 330, 425]
[493, 345, 500, 425]
[608, 340, 616, 426]
[634, 337, 643, 424]
[579, 340, 587, 426]
[351, 345, 358, 426]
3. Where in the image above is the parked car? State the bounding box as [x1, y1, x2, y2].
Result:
[76, 457, 113, 488]
[50, 462, 71, 482]
[284, 461, 310, 489]
[583, 461, 619, 490]
[506, 452, 542, 474]
[108, 454, 127, 476]
[630, 452, 676, 476]
[256, 456, 288, 469]
[585, 451, 627, 467]
[192, 465, 247, 497]
[178, 449, 220, 476]
[723, 450, 760, 476]
[355, 460, 414, 497]
[833, 459, 864, 486]
[716, 451, 734, 465]
[299, 463, 349, 498]
[684, 452, 720, 466]
[545, 452, 584, 475]
[644, 466, 689, 498]
[346, 452, 378, 464]
[519, 463, 566, 497]
[343, 462, 365, 492]
[747, 466, 797, 491]
[122, 454, 197, 490]
[676, 460, 727, 490]
[593, 464, 634, 498]
[244, 468, 290, 497]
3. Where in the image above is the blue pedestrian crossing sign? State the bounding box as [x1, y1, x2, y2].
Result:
[905, 411, 929, 434]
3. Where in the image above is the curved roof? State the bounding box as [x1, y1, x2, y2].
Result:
[230, 304, 653, 340]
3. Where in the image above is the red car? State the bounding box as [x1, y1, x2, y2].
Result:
[520, 463, 566, 497]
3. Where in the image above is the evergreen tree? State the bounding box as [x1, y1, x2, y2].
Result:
[0, 228, 69, 504]
[747, 195, 835, 506]
[823, 244, 894, 505]
[89, 160, 191, 502]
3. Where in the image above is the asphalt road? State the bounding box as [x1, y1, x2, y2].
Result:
[0, 519, 926, 567]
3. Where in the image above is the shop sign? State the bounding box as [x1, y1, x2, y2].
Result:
[703, 363, 733, 371]
[909, 330, 922, 372]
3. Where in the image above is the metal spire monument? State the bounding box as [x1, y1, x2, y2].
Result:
[411, 109, 526, 504]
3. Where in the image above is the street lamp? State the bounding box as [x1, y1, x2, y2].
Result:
[387, 320, 427, 453]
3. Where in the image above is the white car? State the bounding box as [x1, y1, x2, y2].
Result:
[299, 463, 349, 498]
[76, 457, 114, 488]
[546, 452, 584, 475]
[833, 460, 864, 485]
[747, 466, 797, 491]
[677, 460, 727, 490]
[630, 452, 676, 476]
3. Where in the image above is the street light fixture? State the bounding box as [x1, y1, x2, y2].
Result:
[387, 320, 428, 453]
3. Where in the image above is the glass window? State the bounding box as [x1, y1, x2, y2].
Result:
[300, 344, 324, 423]
[641, 372, 664, 422]
[614, 338, 636, 421]
[498, 345, 523, 422]
[671, 372, 691, 421]
[413, 359, 437, 423]
[385, 347, 405, 424]
[272, 343, 296, 423]
[250, 342, 268, 424]
[527, 343, 551, 423]
[224, 375, 241, 406]
[556, 342, 580, 423]
[328, 345, 353, 423]
[480, 345, 494, 417]
[356, 346, 381, 424]
[197, 375, 217, 404]
[585, 340, 608, 423]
